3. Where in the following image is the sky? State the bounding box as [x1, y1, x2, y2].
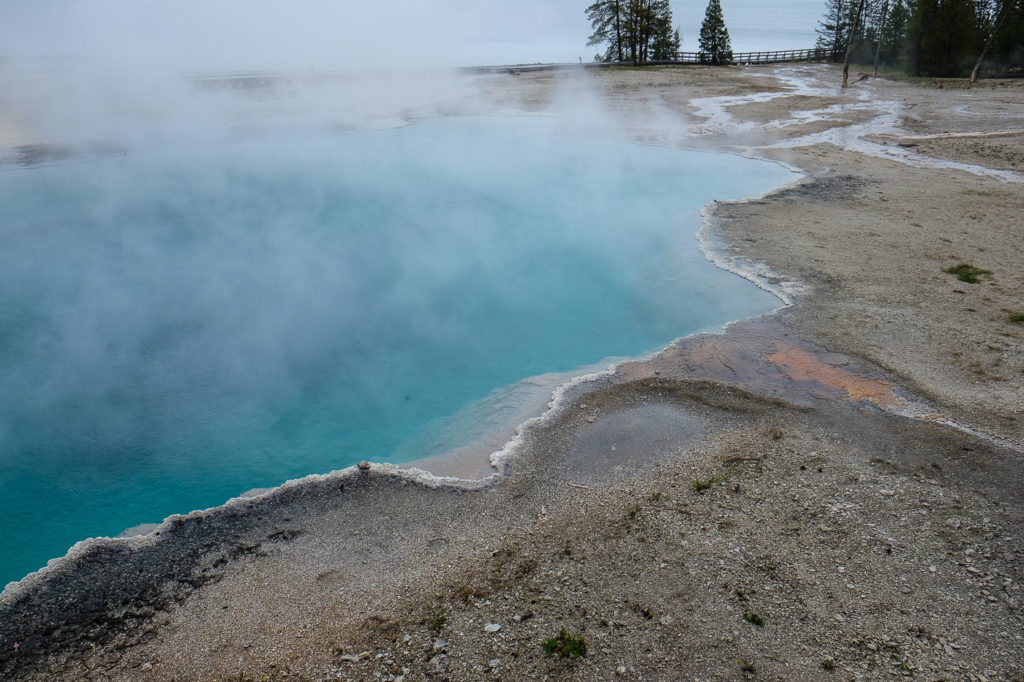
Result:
[0, 0, 826, 70]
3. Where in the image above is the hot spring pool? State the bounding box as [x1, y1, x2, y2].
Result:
[0, 116, 797, 587]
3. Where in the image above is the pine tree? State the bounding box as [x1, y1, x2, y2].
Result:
[909, 0, 982, 76]
[652, 28, 682, 61]
[906, 0, 939, 75]
[878, 0, 911, 67]
[586, 0, 678, 63]
[698, 0, 733, 65]
[811, 0, 1022, 78]
[623, 0, 651, 64]
[649, 1, 680, 61]
[587, 0, 625, 62]
[987, 0, 1024, 72]
[936, 0, 983, 75]
[816, 0, 850, 60]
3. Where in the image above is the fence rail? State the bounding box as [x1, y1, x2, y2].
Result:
[673, 48, 828, 65]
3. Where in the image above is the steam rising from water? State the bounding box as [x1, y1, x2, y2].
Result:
[0, 0, 807, 589]
[1, 0, 589, 70]
[0, 114, 796, 586]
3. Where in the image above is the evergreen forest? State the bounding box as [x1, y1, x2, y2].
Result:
[584, 0, 1024, 77]
[817, 0, 1024, 77]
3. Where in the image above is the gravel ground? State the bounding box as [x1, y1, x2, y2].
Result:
[2, 63, 1022, 681]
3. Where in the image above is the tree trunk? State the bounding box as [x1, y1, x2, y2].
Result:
[873, 0, 889, 77]
[614, 1, 623, 62]
[971, 2, 1009, 82]
[842, 0, 867, 88]
[834, 0, 847, 61]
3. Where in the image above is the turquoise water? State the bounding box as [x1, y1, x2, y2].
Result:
[0, 117, 795, 587]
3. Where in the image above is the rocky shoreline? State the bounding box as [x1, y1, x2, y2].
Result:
[2, 63, 1023, 680]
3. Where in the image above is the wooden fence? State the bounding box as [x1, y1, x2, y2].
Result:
[672, 48, 828, 65]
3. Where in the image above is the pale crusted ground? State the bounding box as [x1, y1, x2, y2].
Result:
[2, 64, 1023, 682]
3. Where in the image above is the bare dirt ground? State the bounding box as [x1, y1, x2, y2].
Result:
[2, 63, 1023, 681]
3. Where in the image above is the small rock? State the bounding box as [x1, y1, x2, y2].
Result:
[433, 639, 447, 652]
[659, 615, 673, 626]
[489, 658, 500, 669]
[141, 662, 153, 671]
[428, 654, 449, 673]
[929, 565, 937, 573]
[616, 666, 628, 675]
[357, 461, 371, 470]
[484, 623, 501, 633]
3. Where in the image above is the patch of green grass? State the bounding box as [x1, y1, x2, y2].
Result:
[626, 504, 642, 519]
[1009, 312, 1024, 325]
[944, 263, 992, 283]
[742, 612, 765, 627]
[739, 658, 756, 673]
[649, 491, 665, 502]
[891, 654, 915, 676]
[428, 608, 448, 635]
[691, 477, 720, 493]
[543, 628, 588, 658]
